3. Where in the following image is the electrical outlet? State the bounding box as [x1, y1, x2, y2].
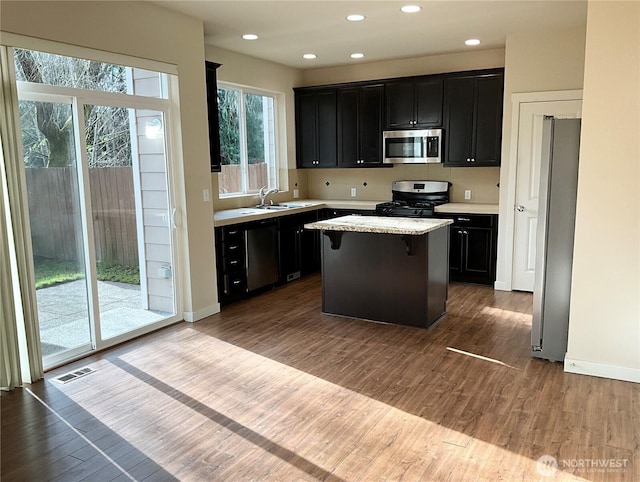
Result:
[203, 189, 210, 202]
[351, 187, 357, 197]
[293, 189, 299, 199]
[464, 189, 472, 200]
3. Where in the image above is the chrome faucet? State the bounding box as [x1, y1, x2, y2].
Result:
[259, 186, 279, 206]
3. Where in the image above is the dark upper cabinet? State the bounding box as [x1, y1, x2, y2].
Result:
[295, 89, 337, 168]
[443, 70, 504, 167]
[385, 77, 443, 129]
[337, 84, 383, 167]
[205, 61, 222, 173]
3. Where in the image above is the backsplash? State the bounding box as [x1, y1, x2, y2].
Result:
[212, 165, 500, 210]
[306, 164, 500, 203]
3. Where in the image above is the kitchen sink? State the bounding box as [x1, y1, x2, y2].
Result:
[255, 204, 291, 210]
[279, 202, 316, 208]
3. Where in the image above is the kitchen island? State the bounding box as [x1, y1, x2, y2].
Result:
[304, 215, 453, 329]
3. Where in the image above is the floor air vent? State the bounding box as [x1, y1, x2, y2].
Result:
[53, 367, 96, 384]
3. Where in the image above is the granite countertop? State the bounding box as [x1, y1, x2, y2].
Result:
[305, 215, 453, 236]
[213, 199, 499, 227]
[435, 203, 499, 215]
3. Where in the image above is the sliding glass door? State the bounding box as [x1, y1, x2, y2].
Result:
[12, 48, 181, 369]
[86, 106, 176, 341]
[20, 98, 94, 364]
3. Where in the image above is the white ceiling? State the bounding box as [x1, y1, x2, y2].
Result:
[154, 1, 587, 69]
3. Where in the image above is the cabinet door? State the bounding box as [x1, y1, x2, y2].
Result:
[337, 87, 360, 167]
[449, 224, 463, 279]
[462, 226, 494, 283]
[296, 92, 318, 168]
[205, 62, 221, 173]
[359, 84, 383, 165]
[415, 78, 443, 127]
[279, 224, 301, 281]
[316, 90, 337, 167]
[444, 76, 474, 166]
[385, 80, 415, 129]
[473, 74, 503, 166]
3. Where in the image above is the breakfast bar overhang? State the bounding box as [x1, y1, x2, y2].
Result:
[305, 215, 453, 329]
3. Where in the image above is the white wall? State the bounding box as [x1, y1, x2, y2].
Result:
[495, 26, 586, 290]
[302, 48, 505, 86]
[565, 0, 640, 382]
[1, 1, 218, 320]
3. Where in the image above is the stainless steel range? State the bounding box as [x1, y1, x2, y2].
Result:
[375, 180, 451, 217]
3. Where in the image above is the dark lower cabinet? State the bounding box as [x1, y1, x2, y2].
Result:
[215, 225, 247, 305]
[445, 214, 498, 285]
[278, 211, 320, 283]
[215, 210, 325, 305]
[321, 208, 373, 219]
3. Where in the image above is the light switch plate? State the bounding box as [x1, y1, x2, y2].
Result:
[351, 188, 357, 197]
[464, 189, 472, 200]
[293, 189, 299, 198]
[203, 189, 210, 202]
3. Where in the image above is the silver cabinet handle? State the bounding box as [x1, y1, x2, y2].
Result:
[516, 205, 525, 212]
[458, 217, 471, 222]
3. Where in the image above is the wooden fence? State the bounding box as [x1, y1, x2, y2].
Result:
[26, 167, 139, 266]
[219, 163, 269, 195]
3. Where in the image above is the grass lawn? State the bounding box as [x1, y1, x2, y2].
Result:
[34, 257, 140, 289]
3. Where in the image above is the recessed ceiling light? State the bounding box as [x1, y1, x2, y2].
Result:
[465, 39, 481, 46]
[401, 5, 422, 13]
[303, 53, 317, 60]
[350, 53, 365, 59]
[346, 14, 366, 22]
[242, 34, 259, 40]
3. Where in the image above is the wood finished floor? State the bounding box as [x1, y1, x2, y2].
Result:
[2, 274, 639, 481]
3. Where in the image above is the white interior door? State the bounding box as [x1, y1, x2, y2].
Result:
[512, 100, 582, 291]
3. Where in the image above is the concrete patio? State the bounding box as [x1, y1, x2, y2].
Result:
[36, 280, 169, 358]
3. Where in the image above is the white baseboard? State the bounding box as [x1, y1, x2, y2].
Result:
[494, 280, 509, 291]
[564, 356, 640, 383]
[183, 303, 220, 323]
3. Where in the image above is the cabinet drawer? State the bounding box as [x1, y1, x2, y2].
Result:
[220, 226, 244, 242]
[223, 272, 246, 295]
[445, 214, 495, 228]
[223, 240, 245, 257]
[224, 254, 244, 272]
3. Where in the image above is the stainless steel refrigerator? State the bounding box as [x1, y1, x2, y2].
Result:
[531, 117, 581, 362]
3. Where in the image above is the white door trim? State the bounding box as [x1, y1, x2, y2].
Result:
[495, 89, 583, 291]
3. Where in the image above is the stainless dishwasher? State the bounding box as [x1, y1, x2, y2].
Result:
[245, 220, 279, 291]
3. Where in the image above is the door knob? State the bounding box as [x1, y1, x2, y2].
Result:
[516, 205, 525, 212]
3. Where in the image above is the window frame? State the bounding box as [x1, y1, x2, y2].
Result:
[217, 82, 279, 198]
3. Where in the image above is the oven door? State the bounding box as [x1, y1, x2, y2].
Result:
[383, 129, 441, 164]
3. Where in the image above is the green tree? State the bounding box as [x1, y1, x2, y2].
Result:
[14, 49, 131, 168]
[217, 88, 268, 166]
[217, 88, 240, 165]
[245, 93, 265, 165]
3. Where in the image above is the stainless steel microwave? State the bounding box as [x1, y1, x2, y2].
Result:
[383, 129, 442, 164]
